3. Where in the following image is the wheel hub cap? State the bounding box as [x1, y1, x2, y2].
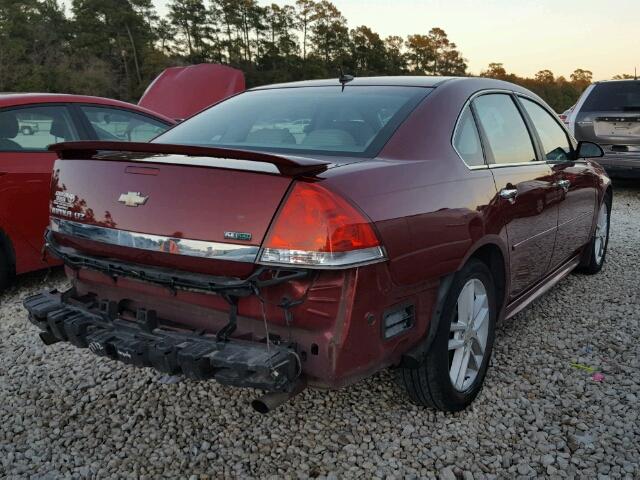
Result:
[448, 278, 490, 392]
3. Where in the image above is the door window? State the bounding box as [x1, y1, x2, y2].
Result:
[453, 106, 485, 167]
[520, 98, 572, 161]
[79, 106, 169, 142]
[473, 94, 537, 165]
[0, 106, 79, 151]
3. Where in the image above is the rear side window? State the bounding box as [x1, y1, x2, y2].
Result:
[581, 82, 640, 112]
[520, 98, 572, 162]
[453, 107, 485, 167]
[80, 106, 170, 142]
[473, 94, 537, 165]
[154, 86, 431, 157]
[0, 106, 79, 152]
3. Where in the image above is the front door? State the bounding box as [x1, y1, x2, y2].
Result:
[0, 105, 79, 272]
[518, 96, 598, 269]
[472, 93, 560, 298]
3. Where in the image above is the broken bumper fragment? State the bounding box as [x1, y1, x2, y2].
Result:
[24, 290, 300, 392]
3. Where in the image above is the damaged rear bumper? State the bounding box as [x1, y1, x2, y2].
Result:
[24, 290, 301, 392]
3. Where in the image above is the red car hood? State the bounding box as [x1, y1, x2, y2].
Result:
[138, 64, 245, 121]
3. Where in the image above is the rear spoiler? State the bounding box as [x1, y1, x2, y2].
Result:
[48, 141, 331, 176]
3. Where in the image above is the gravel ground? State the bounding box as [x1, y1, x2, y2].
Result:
[1, 184, 639, 480]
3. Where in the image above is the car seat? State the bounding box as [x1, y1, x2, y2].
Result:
[0, 111, 22, 150]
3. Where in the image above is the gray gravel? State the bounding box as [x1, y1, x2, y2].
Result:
[1, 185, 639, 479]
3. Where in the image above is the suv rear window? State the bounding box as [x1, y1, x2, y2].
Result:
[154, 86, 430, 157]
[581, 82, 640, 112]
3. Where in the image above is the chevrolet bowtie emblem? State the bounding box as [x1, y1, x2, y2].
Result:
[118, 191, 148, 207]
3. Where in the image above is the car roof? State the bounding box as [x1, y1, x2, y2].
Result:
[0, 93, 175, 124]
[593, 79, 640, 85]
[250, 76, 457, 90]
[249, 75, 538, 96]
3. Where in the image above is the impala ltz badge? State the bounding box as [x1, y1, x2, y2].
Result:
[118, 191, 148, 207]
[224, 231, 252, 241]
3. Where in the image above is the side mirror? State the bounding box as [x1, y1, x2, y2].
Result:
[576, 141, 604, 159]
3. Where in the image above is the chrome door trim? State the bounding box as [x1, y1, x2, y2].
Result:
[50, 218, 259, 263]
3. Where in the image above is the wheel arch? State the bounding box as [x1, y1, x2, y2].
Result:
[400, 238, 508, 369]
[456, 236, 509, 315]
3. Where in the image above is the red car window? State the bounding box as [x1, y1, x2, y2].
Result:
[0, 105, 79, 151]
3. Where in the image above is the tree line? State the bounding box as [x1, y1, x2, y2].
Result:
[0, 0, 633, 112]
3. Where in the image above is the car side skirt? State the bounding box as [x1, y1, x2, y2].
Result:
[505, 253, 582, 320]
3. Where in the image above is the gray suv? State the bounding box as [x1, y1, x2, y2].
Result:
[568, 79, 640, 178]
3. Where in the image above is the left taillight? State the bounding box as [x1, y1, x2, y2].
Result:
[259, 181, 385, 268]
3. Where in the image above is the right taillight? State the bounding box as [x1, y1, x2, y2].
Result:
[259, 181, 386, 268]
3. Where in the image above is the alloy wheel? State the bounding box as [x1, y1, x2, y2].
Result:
[594, 202, 608, 265]
[448, 278, 490, 392]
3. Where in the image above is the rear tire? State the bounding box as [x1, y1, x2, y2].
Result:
[0, 250, 11, 292]
[578, 194, 611, 275]
[396, 259, 497, 411]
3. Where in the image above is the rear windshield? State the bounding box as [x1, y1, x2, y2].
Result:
[154, 86, 431, 157]
[581, 82, 640, 112]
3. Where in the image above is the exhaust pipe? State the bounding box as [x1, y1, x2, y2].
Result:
[252, 380, 306, 414]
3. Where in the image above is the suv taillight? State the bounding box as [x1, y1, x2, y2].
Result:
[259, 182, 385, 268]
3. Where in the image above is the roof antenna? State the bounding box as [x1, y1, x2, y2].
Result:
[635, 67, 638, 81]
[337, 67, 354, 92]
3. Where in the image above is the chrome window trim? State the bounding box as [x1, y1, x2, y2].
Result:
[515, 93, 578, 153]
[50, 218, 259, 263]
[452, 88, 549, 170]
[451, 104, 489, 170]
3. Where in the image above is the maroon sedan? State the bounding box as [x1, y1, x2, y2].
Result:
[24, 77, 611, 413]
[0, 94, 175, 289]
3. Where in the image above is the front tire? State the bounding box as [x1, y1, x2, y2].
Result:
[397, 259, 497, 411]
[578, 194, 611, 275]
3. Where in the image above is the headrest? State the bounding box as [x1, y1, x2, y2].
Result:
[302, 129, 356, 148]
[246, 128, 296, 145]
[0, 111, 19, 138]
[50, 116, 71, 139]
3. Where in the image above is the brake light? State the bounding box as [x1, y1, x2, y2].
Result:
[259, 182, 385, 268]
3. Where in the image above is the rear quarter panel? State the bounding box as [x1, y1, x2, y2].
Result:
[320, 79, 507, 288]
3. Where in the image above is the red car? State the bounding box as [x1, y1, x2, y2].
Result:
[24, 77, 611, 413]
[0, 64, 246, 290]
[0, 94, 176, 289]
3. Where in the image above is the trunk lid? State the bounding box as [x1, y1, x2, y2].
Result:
[48, 142, 330, 277]
[138, 64, 245, 121]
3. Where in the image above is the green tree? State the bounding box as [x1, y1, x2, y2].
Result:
[70, 0, 158, 98]
[405, 34, 434, 74]
[480, 62, 508, 79]
[309, 0, 349, 66]
[167, 0, 210, 62]
[383, 35, 407, 74]
[349, 26, 386, 75]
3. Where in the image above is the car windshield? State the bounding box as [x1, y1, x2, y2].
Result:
[581, 81, 640, 112]
[153, 86, 431, 157]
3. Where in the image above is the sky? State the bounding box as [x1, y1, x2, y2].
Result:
[152, 0, 639, 80]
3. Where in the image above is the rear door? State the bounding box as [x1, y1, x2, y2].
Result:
[518, 96, 597, 269]
[0, 104, 80, 272]
[472, 93, 560, 298]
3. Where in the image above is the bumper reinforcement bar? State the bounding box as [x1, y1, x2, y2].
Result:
[24, 290, 300, 392]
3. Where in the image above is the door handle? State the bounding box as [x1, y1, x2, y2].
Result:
[499, 188, 518, 200]
[555, 179, 570, 191]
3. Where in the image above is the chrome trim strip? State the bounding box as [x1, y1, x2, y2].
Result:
[50, 218, 259, 263]
[488, 161, 547, 169]
[451, 88, 516, 171]
[258, 246, 386, 270]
